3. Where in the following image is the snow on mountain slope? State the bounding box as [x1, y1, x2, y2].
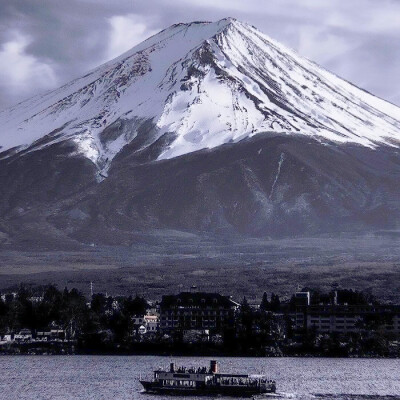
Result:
[0, 18, 399, 178]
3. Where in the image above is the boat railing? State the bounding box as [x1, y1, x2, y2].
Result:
[219, 377, 275, 387]
[155, 366, 210, 374]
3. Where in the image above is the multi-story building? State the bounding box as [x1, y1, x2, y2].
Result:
[293, 291, 400, 335]
[160, 292, 239, 332]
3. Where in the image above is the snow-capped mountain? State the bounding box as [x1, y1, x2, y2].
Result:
[1, 18, 399, 179]
[1, 18, 400, 248]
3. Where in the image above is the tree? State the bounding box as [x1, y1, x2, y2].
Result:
[260, 292, 270, 311]
[270, 293, 281, 312]
[122, 295, 148, 317]
[240, 296, 251, 313]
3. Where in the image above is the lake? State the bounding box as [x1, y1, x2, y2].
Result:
[1, 356, 399, 400]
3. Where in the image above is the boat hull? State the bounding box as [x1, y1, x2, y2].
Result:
[140, 381, 276, 397]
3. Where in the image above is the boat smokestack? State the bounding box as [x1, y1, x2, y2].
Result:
[210, 360, 218, 374]
[170, 362, 175, 372]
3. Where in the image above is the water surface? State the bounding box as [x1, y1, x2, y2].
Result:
[1, 356, 399, 400]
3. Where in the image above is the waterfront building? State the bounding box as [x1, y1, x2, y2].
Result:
[293, 291, 400, 335]
[160, 292, 239, 332]
[132, 314, 160, 335]
[14, 329, 33, 342]
[144, 315, 160, 333]
[1, 334, 13, 343]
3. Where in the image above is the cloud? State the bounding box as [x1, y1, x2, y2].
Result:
[0, 0, 398, 110]
[296, 26, 359, 65]
[106, 14, 158, 60]
[0, 31, 56, 106]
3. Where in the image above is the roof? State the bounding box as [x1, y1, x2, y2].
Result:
[306, 304, 400, 315]
[161, 292, 238, 309]
[18, 329, 32, 335]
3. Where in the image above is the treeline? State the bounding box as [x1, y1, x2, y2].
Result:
[0, 285, 289, 355]
[0, 285, 148, 351]
[0, 285, 397, 357]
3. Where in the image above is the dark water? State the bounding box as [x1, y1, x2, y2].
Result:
[0, 356, 399, 400]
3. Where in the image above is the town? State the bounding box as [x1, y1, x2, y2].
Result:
[1, 284, 400, 357]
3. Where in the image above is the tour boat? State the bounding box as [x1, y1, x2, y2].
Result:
[139, 360, 276, 396]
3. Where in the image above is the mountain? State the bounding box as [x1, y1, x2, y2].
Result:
[0, 18, 400, 248]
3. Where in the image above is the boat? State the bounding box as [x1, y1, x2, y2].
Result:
[140, 360, 276, 396]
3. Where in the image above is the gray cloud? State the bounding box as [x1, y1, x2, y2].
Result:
[0, 0, 399, 110]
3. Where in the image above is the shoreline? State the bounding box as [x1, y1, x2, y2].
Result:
[1, 345, 398, 358]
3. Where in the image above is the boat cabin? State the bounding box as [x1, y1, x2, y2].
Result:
[153, 361, 272, 389]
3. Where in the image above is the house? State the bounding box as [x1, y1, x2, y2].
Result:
[132, 316, 145, 327]
[1, 334, 13, 343]
[1, 292, 16, 302]
[35, 330, 51, 342]
[29, 296, 44, 303]
[132, 314, 160, 335]
[138, 325, 147, 335]
[14, 329, 33, 342]
[160, 292, 239, 332]
[144, 315, 159, 333]
[35, 327, 66, 342]
[50, 328, 66, 341]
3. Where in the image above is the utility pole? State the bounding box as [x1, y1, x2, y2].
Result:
[90, 281, 93, 298]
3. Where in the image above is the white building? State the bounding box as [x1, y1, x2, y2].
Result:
[14, 329, 32, 342]
[133, 314, 160, 335]
[1, 334, 13, 343]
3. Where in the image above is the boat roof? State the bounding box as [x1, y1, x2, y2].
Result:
[154, 371, 268, 379]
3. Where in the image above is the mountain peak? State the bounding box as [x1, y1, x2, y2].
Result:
[0, 18, 399, 178]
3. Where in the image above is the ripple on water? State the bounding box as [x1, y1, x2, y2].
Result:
[0, 356, 399, 400]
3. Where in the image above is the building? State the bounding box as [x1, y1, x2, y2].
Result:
[160, 292, 239, 332]
[132, 316, 146, 327]
[49, 328, 66, 341]
[29, 296, 44, 303]
[35, 327, 66, 342]
[293, 291, 400, 335]
[138, 325, 147, 335]
[36, 330, 51, 342]
[294, 291, 311, 306]
[1, 334, 13, 343]
[14, 329, 33, 342]
[132, 314, 160, 335]
[293, 291, 311, 334]
[0, 292, 17, 302]
[144, 315, 160, 333]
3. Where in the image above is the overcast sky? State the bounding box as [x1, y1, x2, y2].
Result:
[0, 0, 399, 111]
